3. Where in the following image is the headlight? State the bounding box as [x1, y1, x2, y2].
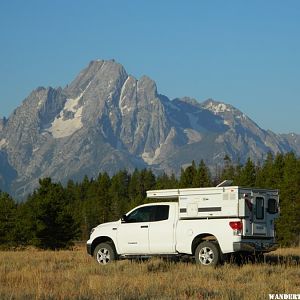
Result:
[90, 228, 95, 235]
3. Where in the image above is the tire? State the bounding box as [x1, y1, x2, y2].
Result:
[195, 241, 221, 266]
[93, 242, 116, 265]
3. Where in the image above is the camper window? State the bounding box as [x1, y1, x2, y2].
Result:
[267, 198, 278, 214]
[256, 197, 264, 220]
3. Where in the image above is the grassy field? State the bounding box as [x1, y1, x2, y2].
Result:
[0, 246, 299, 300]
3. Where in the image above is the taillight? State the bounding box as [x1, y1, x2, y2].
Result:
[229, 221, 243, 235]
[229, 221, 243, 230]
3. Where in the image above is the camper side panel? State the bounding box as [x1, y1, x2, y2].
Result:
[178, 189, 239, 219]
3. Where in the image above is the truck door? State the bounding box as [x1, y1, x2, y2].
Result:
[252, 193, 267, 236]
[149, 204, 176, 254]
[117, 206, 154, 254]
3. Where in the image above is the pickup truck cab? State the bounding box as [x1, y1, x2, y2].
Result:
[87, 185, 279, 266]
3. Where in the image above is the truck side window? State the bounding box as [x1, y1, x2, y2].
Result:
[125, 205, 169, 223]
[256, 197, 264, 220]
[267, 198, 278, 214]
[126, 206, 156, 223]
[154, 205, 169, 221]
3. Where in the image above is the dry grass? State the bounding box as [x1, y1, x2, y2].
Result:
[0, 246, 299, 300]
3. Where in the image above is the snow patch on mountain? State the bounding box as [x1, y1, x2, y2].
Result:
[49, 107, 83, 138]
[119, 76, 134, 115]
[120, 76, 130, 101]
[204, 101, 231, 114]
[0, 139, 7, 149]
[48, 81, 91, 138]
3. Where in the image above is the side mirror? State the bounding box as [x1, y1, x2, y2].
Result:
[121, 214, 128, 223]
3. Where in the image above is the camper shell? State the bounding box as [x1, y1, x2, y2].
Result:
[147, 184, 279, 238]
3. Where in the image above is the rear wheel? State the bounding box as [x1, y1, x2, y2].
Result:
[195, 241, 221, 266]
[93, 242, 116, 265]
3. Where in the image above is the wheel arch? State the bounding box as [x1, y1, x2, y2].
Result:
[91, 236, 117, 256]
[191, 233, 219, 255]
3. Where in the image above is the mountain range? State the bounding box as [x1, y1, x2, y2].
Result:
[0, 59, 299, 200]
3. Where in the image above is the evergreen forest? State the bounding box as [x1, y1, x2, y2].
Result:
[0, 152, 299, 249]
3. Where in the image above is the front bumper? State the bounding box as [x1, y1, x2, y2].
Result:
[233, 240, 279, 253]
[87, 243, 92, 256]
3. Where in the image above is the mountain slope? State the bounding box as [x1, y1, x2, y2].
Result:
[0, 59, 299, 199]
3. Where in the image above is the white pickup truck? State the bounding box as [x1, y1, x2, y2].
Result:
[87, 183, 279, 266]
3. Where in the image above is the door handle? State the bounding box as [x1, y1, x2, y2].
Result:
[140, 225, 148, 228]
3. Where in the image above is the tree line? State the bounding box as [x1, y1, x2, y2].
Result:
[0, 152, 299, 249]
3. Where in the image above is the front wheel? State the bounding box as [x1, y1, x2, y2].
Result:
[195, 241, 221, 266]
[93, 242, 116, 265]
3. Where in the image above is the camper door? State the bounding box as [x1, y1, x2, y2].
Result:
[252, 192, 267, 236]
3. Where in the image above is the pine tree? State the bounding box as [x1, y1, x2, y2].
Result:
[24, 178, 80, 249]
[97, 172, 111, 223]
[193, 160, 212, 187]
[0, 192, 17, 247]
[220, 155, 236, 182]
[276, 152, 300, 245]
[155, 172, 178, 189]
[179, 161, 197, 188]
[235, 158, 256, 186]
[255, 152, 275, 188]
[109, 170, 130, 220]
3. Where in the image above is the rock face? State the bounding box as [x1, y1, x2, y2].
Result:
[0, 59, 299, 199]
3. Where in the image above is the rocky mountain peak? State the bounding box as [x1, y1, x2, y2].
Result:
[201, 99, 235, 114]
[0, 117, 6, 131]
[65, 59, 127, 98]
[201, 98, 254, 128]
[175, 97, 199, 105]
[0, 59, 299, 200]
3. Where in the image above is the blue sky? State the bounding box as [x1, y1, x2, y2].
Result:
[0, 0, 299, 133]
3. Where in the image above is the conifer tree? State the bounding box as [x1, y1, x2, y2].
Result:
[220, 155, 236, 182]
[24, 178, 79, 249]
[255, 152, 275, 188]
[155, 172, 178, 189]
[109, 170, 130, 220]
[0, 192, 17, 247]
[179, 161, 197, 188]
[193, 160, 212, 187]
[97, 172, 111, 223]
[235, 158, 256, 186]
[276, 152, 300, 245]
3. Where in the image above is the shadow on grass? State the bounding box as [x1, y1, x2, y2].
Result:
[264, 253, 300, 266]
[128, 254, 300, 269]
[223, 252, 300, 267]
[121, 251, 300, 268]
